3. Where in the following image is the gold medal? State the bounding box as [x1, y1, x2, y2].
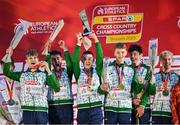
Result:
[8, 99, 15, 106]
[119, 84, 124, 90]
[87, 76, 93, 91]
[87, 85, 93, 91]
[5, 79, 15, 106]
[163, 90, 169, 96]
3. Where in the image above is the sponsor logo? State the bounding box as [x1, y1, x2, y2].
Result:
[92, 4, 144, 43]
[30, 21, 59, 34]
[14, 19, 30, 34]
[15, 19, 60, 34]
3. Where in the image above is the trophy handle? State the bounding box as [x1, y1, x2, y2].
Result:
[41, 46, 49, 56]
[2, 54, 11, 63]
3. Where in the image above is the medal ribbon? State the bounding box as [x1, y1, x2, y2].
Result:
[53, 69, 63, 94]
[135, 63, 145, 98]
[114, 63, 124, 88]
[5, 79, 14, 100]
[84, 69, 93, 87]
[161, 70, 172, 91]
[135, 63, 141, 74]
[54, 69, 63, 81]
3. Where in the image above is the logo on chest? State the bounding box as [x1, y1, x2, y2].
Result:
[25, 80, 40, 85]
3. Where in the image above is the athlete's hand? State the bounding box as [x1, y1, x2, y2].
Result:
[88, 31, 99, 43]
[76, 33, 83, 46]
[45, 39, 52, 51]
[133, 98, 141, 106]
[136, 105, 145, 118]
[100, 83, 109, 91]
[41, 61, 52, 75]
[6, 47, 13, 56]
[58, 40, 68, 51]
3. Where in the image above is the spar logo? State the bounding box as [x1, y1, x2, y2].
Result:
[177, 17, 180, 29]
[92, 4, 144, 43]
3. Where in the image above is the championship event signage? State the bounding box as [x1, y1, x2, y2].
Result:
[0, 0, 179, 63]
[30, 21, 59, 34]
[92, 4, 143, 43]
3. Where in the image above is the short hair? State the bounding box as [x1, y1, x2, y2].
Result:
[50, 50, 62, 56]
[115, 43, 126, 49]
[128, 44, 142, 54]
[81, 51, 94, 62]
[159, 50, 173, 60]
[25, 49, 38, 58]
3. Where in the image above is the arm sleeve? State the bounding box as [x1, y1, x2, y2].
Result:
[95, 42, 103, 77]
[3, 62, 21, 81]
[132, 72, 144, 96]
[148, 83, 156, 95]
[44, 54, 51, 69]
[97, 86, 109, 95]
[145, 68, 156, 95]
[46, 73, 60, 92]
[140, 91, 149, 106]
[136, 67, 150, 106]
[72, 45, 81, 81]
[64, 51, 73, 80]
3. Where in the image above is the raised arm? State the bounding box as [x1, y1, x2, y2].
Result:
[3, 47, 21, 81]
[88, 32, 103, 77]
[41, 61, 60, 92]
[72, 33, 83, 81]
[58, 40, 73, 79]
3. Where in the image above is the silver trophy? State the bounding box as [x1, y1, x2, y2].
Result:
[102, 57, 111, 93]
[79, 9, 92, 36]
[79, 9, 92, 50]
[148, 38, 158, 125]
[148, 38, 158, 69]
[103, 57, 110, 84]
[2, 19, 31, 62]
[42, 19, 64, 55]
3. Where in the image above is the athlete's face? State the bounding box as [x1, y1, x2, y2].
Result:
[160, 54, 173, 70]
[83, 54, 94, 70]
[114, 48, 127, 63]
[51, 54, 62, 70]
[129, 51, 142, 65]
[26, 55, 39, 68]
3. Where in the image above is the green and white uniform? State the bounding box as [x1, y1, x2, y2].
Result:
[0, 77, 22, 124]
[153, 71, 179, 117]
[132, 64, 156, 108]
[72, 42, 103, 109]
[47, 51, 73, 105]
[99, 61, 142, 113]
[3, 62, 60, 112]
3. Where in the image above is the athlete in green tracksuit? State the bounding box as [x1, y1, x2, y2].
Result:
[3, 48, 59, 124]
[128, 44, 156, 124]
[45, 40, 74, 124]
[72, 32, 103, 124]
[98, 43, 143, 124]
